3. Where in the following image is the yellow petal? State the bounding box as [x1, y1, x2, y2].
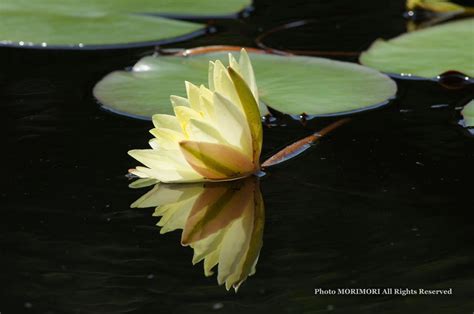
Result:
[186, 118, 229, 145]
[185, 81, 202, 112]
[208, 61, 215, 91]
[199, 85, 215, 119]
[129, 149, 186, 170]
[228, 67, 263, 164]
[149, 127, 185, 150]
[199, 84, 213, 102]
[170, 95, 190, 108]
[133, 165, 201, 183]
[179, 141, 255, 180]
[148, 138, 159, 150]
[213, 92, 252, 157]
[213, 60, 241, 109]
[129, 167, 152, 178]
[228, 53, 241, 73]
[152, 114, 181, 132]
[238, 49, 257, 98]
[128, 149, 203, 182]
[173, 105, 201, 136]
[238, 49, 269, 115]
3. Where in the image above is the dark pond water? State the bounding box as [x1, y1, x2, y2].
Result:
[2, 0, 474, 313]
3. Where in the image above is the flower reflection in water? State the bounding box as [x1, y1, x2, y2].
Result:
[131, 177, 264, 291]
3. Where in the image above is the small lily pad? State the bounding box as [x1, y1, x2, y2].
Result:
[0, 0, 251, 49]
[461, 100, 474, 127]
[94, 48, 397, 118]
[360, 18, 474, 79]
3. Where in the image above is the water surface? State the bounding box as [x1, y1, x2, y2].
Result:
[1, 1, 474, 313]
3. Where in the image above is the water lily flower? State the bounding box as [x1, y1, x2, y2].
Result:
[128, 49, 264, 183]
[131, 178, 264, 291]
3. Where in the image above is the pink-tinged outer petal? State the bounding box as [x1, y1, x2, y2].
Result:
[227, 67, 263, 165]
[179, 140, 256, 180]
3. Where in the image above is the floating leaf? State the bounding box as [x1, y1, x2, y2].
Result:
[0, 0, 251, 49]
[360, 18, 474, 79]
[0, 11, 204, 49]
[94, 47, 397, 118]
[461, 100, 474, 127]
[0, 0, 252, 17]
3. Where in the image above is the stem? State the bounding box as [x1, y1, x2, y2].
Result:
[261, 118, 351, 168]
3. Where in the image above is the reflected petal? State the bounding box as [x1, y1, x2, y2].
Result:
[130, 177, 265, 291]
[181, 180, 252, 245]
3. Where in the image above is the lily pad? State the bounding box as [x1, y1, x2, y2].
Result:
[360, 18, 474, 79]
[94, 48, 397, 118]
[0, 0, 251, 49]
[0, 0, 252, 17]
[461, 100, 474, 127]
[0, 10, 204, 49]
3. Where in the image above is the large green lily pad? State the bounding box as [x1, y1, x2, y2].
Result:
[360, 18, 474, 79]
[0, 0, 251, 49]
[0, 10, 204, 49]
[0, 0, 251, 17]
[93, 50, 397, 118]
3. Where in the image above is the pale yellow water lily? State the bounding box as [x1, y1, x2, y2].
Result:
[131, 178, 264, 291]
[128, 49, 264, 183]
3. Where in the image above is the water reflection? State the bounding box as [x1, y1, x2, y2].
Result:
[131, 177, 264, 291]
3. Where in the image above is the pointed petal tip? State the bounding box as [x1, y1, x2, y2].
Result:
[127, 149, 139, 158]
[128, 149, 151, 160]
